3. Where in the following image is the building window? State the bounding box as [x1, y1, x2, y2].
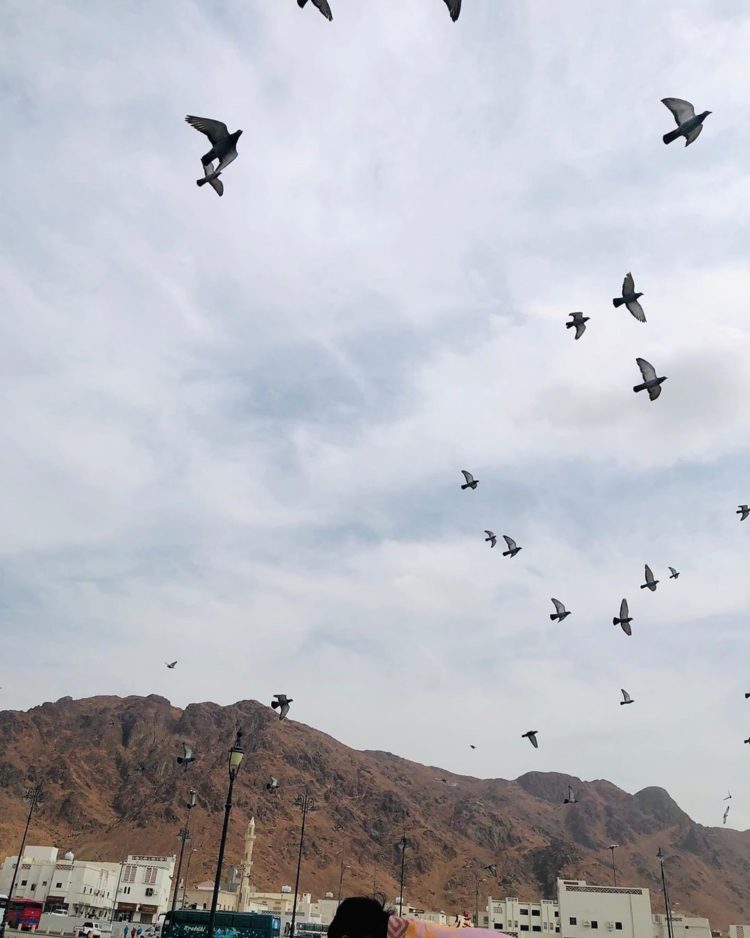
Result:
[533, 928, 542, 932]
[533, 912, 541, 918]
[145, 889, 155, 897]
[521, 928, 529, 933]
[591, 923, 599, 930]
[42, 882, 47, 887]
[21, 881, 27, 886]
[521, 910, 529, 916]
[56, 883, 63, 889]
[569, 919, 577, 926]
[144, 867, 158, 885]
[615, 927, 622, 932]
[494, 926, 504, 931]
[30, 885, 36, 892]
[123, 865, 137, 884]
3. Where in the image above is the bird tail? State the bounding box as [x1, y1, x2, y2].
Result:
[196, 178, 209, 187]
[633, 383, 646, 393]
[550, 614, 558, 621]
[612, 297, 625, 308]
[663, 128, 681, 145]
[271, 700, 279, 709]
[565, 321, 573, 329]
[612, 618, 620, 626]
[639, 584, 647, 589]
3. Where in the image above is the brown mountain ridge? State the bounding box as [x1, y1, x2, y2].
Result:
[0, 695, 748, 930]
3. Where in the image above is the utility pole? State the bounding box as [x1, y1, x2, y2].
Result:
[0, 784, 43, 938]
[170, 790, 197, 918]
[608, 845, 619, 887]
[657, 848, 674, 938]
[397, 832, 407, 917]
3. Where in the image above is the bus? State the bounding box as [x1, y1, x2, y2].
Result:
[162, 910, 280, 938]
[5, 899, 44, 931]
[0, 894, 7, 927]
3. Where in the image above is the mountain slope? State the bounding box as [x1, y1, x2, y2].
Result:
[0, 695, 747, 929]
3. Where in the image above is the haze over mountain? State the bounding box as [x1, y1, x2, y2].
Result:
[0, 696, 747, 929]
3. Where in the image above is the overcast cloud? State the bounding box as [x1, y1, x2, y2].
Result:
[1, 0, 749, 832]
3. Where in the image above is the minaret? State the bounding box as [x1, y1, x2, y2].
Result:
[237, 817, 256, 912]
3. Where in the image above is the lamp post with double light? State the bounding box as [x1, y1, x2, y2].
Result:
[397, 833, 408, 916]
[608, 845, 619, 886]
[289, 788, 315, 938]
[206, 731, 244, 938]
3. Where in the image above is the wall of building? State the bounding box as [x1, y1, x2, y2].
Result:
[487, 897, 560, 935]
[653, 915, 712, 938]
[729, 926, 750, 938]
[558, 881, 653, 938]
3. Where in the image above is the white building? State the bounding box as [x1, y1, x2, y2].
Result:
[558, 880, 653, 938]
[653, 914, 711, 938]
[486, 897, 560, 935]
[0, 847, 174, 924]
[729, 927, 750, 938]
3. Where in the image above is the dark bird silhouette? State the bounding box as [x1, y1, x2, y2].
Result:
[297, 0, 333, 21]
[176, 743, 195, 768]
[461, 469, 478, 490]
[470, 744, 477, 750]
[566, 312, 589, 340]
[633, 358, 667, 401]
[613, 598, 633, 636]
[442, 0, 461, 21]
[502, 535, 522, 558]
[613, 273, 646, 323]
[271, 694, 293, 720]
[185, 115, 242, 196]
[745, 693, 750, 699]
[484, 530, 497, 548]
[522, 730, 539, 749]
[166, 661, 178, 669]
[550, 598, 571, 622]
[668, 566, 680, 580]
[724, 791, 732, 801]
[641, 564, 658, 592]
[620, 689, 634, 706]
[484, 865, 497, 877]
[738, 505, 749, 521]
[661, 98, 711, 147]
[745, 737, 750, 744]
[564, 785, 577, 804]
[723, 805, 730, 825]
[265, 776, 279, 792]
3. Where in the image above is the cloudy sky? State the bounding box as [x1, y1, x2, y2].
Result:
[2, 0, 749, 831]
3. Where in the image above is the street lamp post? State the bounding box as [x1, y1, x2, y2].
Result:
[182, 847, 198, 909]
[109, 852, 129, 923]
[206, 730, 245, 938]
[608, 845, 619, 887]
[0, 784, 43, 938]
[171, 790, 198, 918]
[657, 848, 674, 938]
[397, 833, 408, 917]
[290, 788, 314, 938]
[337, 856, 349, 907]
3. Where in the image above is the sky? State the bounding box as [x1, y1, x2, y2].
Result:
[1, 0, 749, 833]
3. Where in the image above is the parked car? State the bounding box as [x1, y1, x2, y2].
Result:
[75, 921, 102, 938]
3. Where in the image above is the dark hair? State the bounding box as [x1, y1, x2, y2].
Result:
[328, 897, 392, 938]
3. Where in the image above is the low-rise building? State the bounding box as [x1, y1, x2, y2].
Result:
[558, 880, 653, 938]
[729, 926, 750, 938]
[487, 897, 560, 935]
[653, 914, 712, 938]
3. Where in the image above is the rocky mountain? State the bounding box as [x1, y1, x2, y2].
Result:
[0, 696, 748, 930]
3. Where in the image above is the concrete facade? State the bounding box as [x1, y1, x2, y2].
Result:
[487, 897, 560, 935]
[653, 915, 711, 938]
[558, 881, 652, 938]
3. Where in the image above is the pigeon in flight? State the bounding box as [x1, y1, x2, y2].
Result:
[563, 785, 577, 804]
[668, 567, 680, 580]
[166, 661, 178, 669]
[641, 564, 659, 592]
[265, 776, 280, 792]
[723, 805, 730, 825]
[737, 505, 749, 521]
[522, 730, 539, 749]
[566, 312, 590, 340]
[745, 737, 750, 744]
[745, 693, 750, 699]
[620, 689, 634, 706]
[185, 115, 243, 196]
[723, 791, 732, 801]
[661, 98, 711, 147]
[633, 358, 667, 401]
[613, 598, 633, 636]
[470, 744, 477, 750]
[442, 0, 461, 21]
[484, 865, 497, 877]
[271, 694, 293, 720]
[550, 598, 571, 622]
[177, 743, 196, 768]
[461, 470, 479, 490]
[613, 273, 646, 323]
[484, 531, 497, 548]
[502, 535, 522, 558]
[297, 0, 333, 21]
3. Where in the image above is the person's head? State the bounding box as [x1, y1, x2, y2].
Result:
[328, 898, 392, 938]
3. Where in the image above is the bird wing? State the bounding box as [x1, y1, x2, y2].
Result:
[626, 299, 646, 322]
[619, 598, 629, 620]
[274, 694, 288, 703]
[551, 598, 566, 615]
[684, 124, 703, 146]
[645, 564, 655, 585]
[574, 322, 586, 340]
[530, 734, 538, 748]
[485, 530, 495, 538]
[208, 176, 224, 197]
[636, 358, 657, 383]
[623, 272, 635, 296]
[183, 744, 193, 760]
[443, 0, 461, 20]
[461, 469, 475, 484]
[647, 384, 663, 401]
[280, 702, 290, 719]
[185, 115, 229, 145]
[503, 535, 517, 551]
[312, 0, 333, 18]
[621, 621, 632, 636]
[669, 567, 677, 576]
[621, 689, 631, 703]
[661, 97, 696, 126]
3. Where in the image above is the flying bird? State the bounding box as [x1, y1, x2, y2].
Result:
[564, 785, 577, 804]
[271, 694, 293, 720]
[185, 115, 243, 196]
[620, 689, 634, 706]
[166, 661, 178, 669]
[484, 865, 497, 877]
[613, 273, 646, 323]
[613, 598, 633, 636]
[745, 737, 750, 744]
[461, 470, 478, 490]
[502, 535, 522, 558]
[566, 312, 590, 340]
[484, 530, 497, 548]
[737, 505, 749, 521]
[633, 358, 667, 401]
[745, 693, 750, 699]
[522, 730, 539, 749]
[442, 0, 461, 21]
[668, 567, 680, 580]
[176, 743, 195, 768]
[723, 805, 730, 825]
[661, 98, 711, 147]
[723, 791, 732, 801]
[265, 776, 279, 792]
[641, 564, 659, 592]
[470, 745, 477, 750]
[550, 598, 571, 622]
[297, 0, 333, 20]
